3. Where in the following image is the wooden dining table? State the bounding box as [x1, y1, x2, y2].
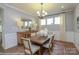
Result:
[30, 36, 49, 46]
[21, 33, 55, 54]
[30, 36, 50, 54]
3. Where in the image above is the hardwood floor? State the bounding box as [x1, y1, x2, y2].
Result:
[0, 44, 5, 54]
[0, 40, 79, 55]
[5, 45, 24, 55]
[44, 40, 79, 55]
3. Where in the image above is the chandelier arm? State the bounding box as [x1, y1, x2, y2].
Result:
[41, 3, 43, 17]
[37, 3, 47, 19]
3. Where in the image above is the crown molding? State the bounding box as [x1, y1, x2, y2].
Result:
[45, 9, 73, 17]
[3, 4, 36, 18]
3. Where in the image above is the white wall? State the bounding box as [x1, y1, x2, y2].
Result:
[0, 4, 35, 49]
[48, 31, 61, 41]
[0, 10, 2, 43]
[74, 4, 79, 51]
[42, 12, 74, 31]
[42, 11, 75, 42]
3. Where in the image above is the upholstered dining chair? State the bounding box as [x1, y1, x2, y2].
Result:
[21, 37, 40, 55]
[43, 34, 55, 54]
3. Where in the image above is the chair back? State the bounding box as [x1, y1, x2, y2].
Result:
[21, 37, 32, 54]
[48, 34, 55, 47]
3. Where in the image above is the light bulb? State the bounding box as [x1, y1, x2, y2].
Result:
[37, 11, 40, 14]
[42, 10, 45, 13]
[61, 5, 64, 8]
[37, 11, 40, 16]
[45, 12, 47, 15]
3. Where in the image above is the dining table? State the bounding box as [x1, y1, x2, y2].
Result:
[30, 34, 55, 54]
[30, 36, 50, 45]
[21, 32, 55, 54]
[30, 35, 50, 54]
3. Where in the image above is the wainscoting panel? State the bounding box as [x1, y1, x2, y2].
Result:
[74, 32, 79, 51]
[49, 31, 75, 42]
[65, 31, 75, 43]
[49, 31, 61, 41]
[4, 33, 17, 49]
[50, 31, 79, 51]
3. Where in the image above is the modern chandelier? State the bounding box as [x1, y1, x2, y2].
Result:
[36, 3, 47, 19]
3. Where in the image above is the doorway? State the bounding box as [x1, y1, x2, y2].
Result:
[0, 7, 3, 51]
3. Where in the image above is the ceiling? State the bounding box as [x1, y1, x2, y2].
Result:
[5, 3, 78, 17]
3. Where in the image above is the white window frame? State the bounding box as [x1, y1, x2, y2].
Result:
[24, 21, 32, 27]
[41, 19, 46, 25]
[28, 21, 32, 26]
[40, 16, 61, 26]
[24, 21, 28, 27]
[54, 16, 60, 24]
[47, 18, 53, 25]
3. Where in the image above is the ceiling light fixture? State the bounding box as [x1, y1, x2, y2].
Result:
[61, 5, 64, 8]
[36, 3, 47, 19]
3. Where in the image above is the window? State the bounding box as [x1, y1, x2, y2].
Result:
[24, 21, 32, 27]
[40, 16, 61, 26]
[54, 16, 60, 24]
[41, 19, 46, 25]
[28, 21, 32, 26]
[47, 18, 53, 25]
[24, 21, 28, 27]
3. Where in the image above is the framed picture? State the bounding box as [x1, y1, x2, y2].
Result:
[77, 17, 79, 30]
[77, 17, 79, 24]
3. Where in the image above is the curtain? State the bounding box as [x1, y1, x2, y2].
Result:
[60, 14, 66, 41]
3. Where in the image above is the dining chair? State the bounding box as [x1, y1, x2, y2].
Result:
[43, 34, 55, 54]
[21, 37, 40, 55]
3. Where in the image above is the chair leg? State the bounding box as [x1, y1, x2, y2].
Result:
[48, 48, 51, 55]
[24, 49, 26, 55]
[51, 45, 53, 51]
[51, 42, 54, 51]
[24, 51, 27, 55]
[38, 49, 41, 55]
